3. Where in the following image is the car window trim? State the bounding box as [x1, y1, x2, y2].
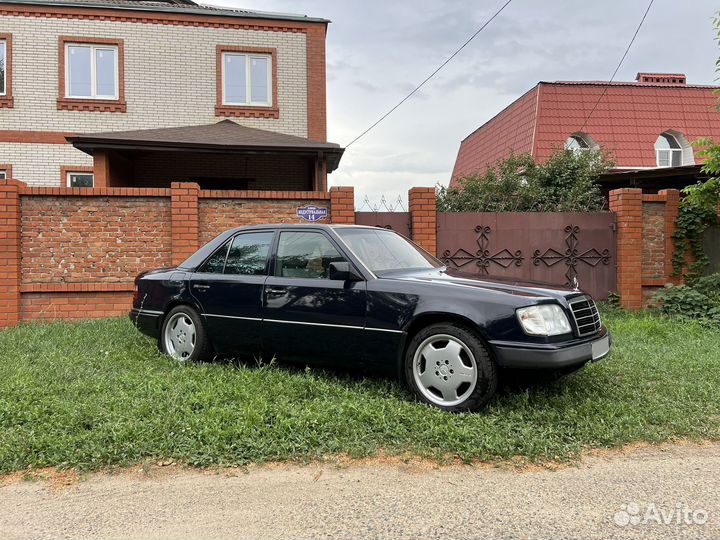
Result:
[196, 238, 232, 275]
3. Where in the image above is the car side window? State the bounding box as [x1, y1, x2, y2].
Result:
[224, 232, 274, 276]
[197, 240, 230, 274]
[276, 231, 346, 279]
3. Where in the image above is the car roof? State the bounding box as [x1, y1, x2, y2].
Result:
[223, 223, 383, 235]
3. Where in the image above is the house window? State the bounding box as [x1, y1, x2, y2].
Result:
[564, 133, 597, 153]
[0, 39, 6, 96]
[222, 52, 272, 106]
[655, 133, 683, 167]
[0, 170, 6, 180]
[216, 46, 278, 118]
[0, 33, 13, 108]
[65, 43, 118, 99]
[66, 171, 94, 188]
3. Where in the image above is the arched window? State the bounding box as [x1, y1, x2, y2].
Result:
[564, 133, 598, 152]
[655, 133, 682, 167]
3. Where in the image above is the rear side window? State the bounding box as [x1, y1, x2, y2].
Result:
[225, 232, 274, 275]
[276, 231, 346, 279]
[198, 240, 230, 274]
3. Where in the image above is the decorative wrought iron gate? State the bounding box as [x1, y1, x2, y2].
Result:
[437, 212, 617, 299]
[355, 212, 411, 237]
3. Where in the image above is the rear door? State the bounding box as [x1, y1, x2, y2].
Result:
[262, 229, 367, 364]
[190, 230, 275, 354]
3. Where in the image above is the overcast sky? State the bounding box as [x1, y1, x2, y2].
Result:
[205, 0, 719, 207]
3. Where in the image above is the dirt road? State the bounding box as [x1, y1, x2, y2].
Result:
[1, 443, 718, 539]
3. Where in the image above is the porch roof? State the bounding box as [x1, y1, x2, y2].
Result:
[67, 120, 345, 172]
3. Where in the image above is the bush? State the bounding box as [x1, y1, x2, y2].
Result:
[654, 273, 720, 324]
[438, 148, 613, 212]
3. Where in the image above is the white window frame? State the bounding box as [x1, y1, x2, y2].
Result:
[655, 148, 682, 168]
[0, 170, 6, 180]
[0, 39, 6, 96]
[65, 43, 119, 100]
[221, 52, 272, 107]
[66, 171, 95, 188]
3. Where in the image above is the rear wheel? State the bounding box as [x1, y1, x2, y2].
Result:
[404, 323, 497, 412]
[160, 305, 212, 363]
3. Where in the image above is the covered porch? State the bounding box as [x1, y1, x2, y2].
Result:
[67, 120, 344, 191]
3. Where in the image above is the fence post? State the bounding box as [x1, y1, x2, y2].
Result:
[409, 187, 437, 256]
[330, 186, 355, 224]
[0, 180, 22, 327]
[171, 182, 200, 265]
[609, 188, 643, 309]
[659, 189, 681, 284]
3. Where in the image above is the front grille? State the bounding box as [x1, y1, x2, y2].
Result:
[568, 295, 601, 337]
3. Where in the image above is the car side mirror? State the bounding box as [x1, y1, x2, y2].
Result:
[328, 261, 362, 281]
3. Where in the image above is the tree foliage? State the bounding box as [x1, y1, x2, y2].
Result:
[437, 148, 612, 212]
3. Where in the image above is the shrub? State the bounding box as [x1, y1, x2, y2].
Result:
[438, 148, 613, 213]
[654, 273, 720, 324]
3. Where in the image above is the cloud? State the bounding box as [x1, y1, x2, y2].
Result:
[203, 0, 720, 203]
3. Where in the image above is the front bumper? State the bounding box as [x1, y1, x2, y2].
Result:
[489, 326, 611, 369]
[129, 308, 163, 339]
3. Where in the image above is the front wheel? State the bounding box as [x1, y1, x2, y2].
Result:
[160, 305, 213, 363]
[404, 323, 498, 412]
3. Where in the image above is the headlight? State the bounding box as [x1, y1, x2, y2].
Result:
[516, 304, 571, 336]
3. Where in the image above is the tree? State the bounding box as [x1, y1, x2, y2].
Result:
[437, 148, 612, 212]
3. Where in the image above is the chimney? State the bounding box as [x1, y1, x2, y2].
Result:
[635, 73, 687, 85]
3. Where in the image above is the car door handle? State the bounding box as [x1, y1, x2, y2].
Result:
[193, 284, 211, 291]
[265, 287, 287, 297]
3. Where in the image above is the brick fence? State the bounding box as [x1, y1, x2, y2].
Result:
[0, 180, 345, 326]
[0, 182, 699, 327]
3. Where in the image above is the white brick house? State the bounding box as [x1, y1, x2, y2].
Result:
[0, 0, 339, 189]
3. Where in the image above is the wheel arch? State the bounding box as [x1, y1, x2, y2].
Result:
[396, 311, 491, 381]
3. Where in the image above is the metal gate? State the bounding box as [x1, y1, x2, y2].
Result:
[355, 212, 411, 237]
[437, 212, 617, 299]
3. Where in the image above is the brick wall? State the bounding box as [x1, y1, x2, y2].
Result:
[199, 194, 330, 245]
[609, 188, 681, 309]
[21, 195, 172, 282]
[0, 179, 346, 327]
[408, 187, 437, 256]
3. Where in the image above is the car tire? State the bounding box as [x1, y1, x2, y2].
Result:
[404, 323, 498, 412]
[160, 305, 213, 363]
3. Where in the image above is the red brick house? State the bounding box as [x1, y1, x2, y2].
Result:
[0, 0, 340, 190]
[451, 73, 720, 185]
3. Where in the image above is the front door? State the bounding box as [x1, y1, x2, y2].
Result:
[263, 230, 367, 364]
[190, 230, 275, 354]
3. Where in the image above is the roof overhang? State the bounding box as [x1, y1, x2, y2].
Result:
[67, 120, 345, 172]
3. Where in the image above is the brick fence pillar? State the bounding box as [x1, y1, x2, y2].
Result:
[0, 180, 22, 327]
[659, 189, 681, 284]
[409, 187, 437, 256]
[330, 186, 355, 224]
[171, 182, 200, 265]
[609, 188, 643, 309]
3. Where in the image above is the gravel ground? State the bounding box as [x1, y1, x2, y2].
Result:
[1, 443, 718, 540]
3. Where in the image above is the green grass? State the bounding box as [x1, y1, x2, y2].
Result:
[0, 308, 719, 472]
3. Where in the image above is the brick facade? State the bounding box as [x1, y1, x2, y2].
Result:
[408, 187, 437, 256]
[0, 180, 344, 326]
[609, 188, 682, 309]
[329, 186, 355, 224]
[0, 4, 328, 186]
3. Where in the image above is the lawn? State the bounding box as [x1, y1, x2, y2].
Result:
[0, 308, 719, 473]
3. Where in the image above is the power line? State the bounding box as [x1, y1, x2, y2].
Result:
[578, 0, 654, 133]
[345, 0, 514, 148]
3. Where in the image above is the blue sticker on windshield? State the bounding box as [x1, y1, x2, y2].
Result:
[297, 205, 329, 222]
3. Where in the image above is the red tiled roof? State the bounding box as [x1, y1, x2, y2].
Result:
[451, 78, 720, 185]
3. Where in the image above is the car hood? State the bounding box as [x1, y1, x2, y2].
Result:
[377, 267, 581, 301]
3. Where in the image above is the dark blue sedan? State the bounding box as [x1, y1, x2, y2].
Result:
[131, 224, 610, 412]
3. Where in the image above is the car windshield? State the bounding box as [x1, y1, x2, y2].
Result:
[336, 228, 443, 272]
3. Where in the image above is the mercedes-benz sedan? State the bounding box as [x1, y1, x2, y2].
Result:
[130, 224, 610, 412]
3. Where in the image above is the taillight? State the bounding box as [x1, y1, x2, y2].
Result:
[132, 283, 140, 304]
